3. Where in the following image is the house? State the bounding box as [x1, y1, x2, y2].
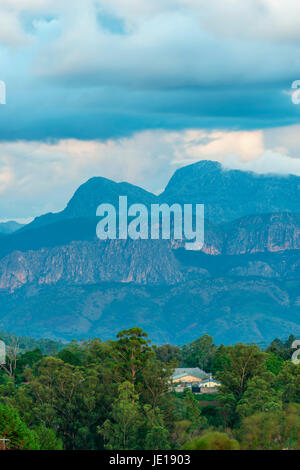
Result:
[171, 369, 221, 394]
[171, 367, 209, 390]
[198, 377, 221, 394]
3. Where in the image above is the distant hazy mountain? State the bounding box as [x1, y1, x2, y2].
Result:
[0, 161, 300, 344]
[0, 221, 24, 234]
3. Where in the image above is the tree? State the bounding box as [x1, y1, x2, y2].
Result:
[172, 420, 193, 448]
[57, 348, 82, 366]
[239, 404, 300, 450]
[111, 328, 154, 386]
[216, 344, 267, 426]
[0, 404, 39, 450]
[181, 335, 217, 371]
[266, 335, 296, 361]
[155, 344, 181, 365]
[139, 358, 174, 411]
[183, 390, 207, 434]
[57, 340, 85, 366]
[34, 425, 63, 450]
[15, 348, 43, 383]
[265, 353, 284, 375]
[211, 344, 231, 375]
[2, 328, 299, 451]
[144, 405, 170, 450]
[200, 404, 224, 428]
[24, 357, 100, 449]
[182, 432, 240, 450]
[0, 337, 19, 378]
[236, 373, 282, 418]
[145, 426, 170, 450]
[99, 381, 143, 450]
[276, 362, 300, 404]
[217, 344, 267, 400]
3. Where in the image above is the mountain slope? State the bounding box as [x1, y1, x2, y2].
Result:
[23, 177, 157, 232]
[1, 277, 299, 345]
[0, 221, 25, 234]
[161, 161, 300, 223]
[0, 160, 300, 344]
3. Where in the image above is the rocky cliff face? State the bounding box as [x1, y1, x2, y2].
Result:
[0, 213, 299, 292]
[1, 213, 299, 292]
[223, 213, 300, 255]
[0, 239, 183, 292]
[188, 213, 300, 256]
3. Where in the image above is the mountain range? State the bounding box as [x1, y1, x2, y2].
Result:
[0, 221, 24, 235]
[0, 160, 299, 345]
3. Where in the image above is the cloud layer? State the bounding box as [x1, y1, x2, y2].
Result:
[0, 0, 300, 141]
[0, 1, 300, 219]
[1, 125, 300, 219]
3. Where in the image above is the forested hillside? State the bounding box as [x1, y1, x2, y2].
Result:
[0, 328, 299, 450]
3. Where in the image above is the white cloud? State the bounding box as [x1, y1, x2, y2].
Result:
[0, 162, 14, 195]
[181, 0, 300, 42]
[167, 129, 265, 164]
[96, 0, 300, 42]
[1, 0, 300, 42]
[0, 1, 300, 219]
[0, 8, 30, 46]
[221, 151, 300, 176]
[31, 3, 300, 88]
[0, 0, 300, 89]
[1, 125, 300, 218]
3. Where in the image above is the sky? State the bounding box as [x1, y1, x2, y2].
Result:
[0, 0, 300, 220]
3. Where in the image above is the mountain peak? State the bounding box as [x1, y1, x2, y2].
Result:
[64, 177, 157, 218]
[0, 221, 24, 234]
[23, 176, 157, 232]
[161, 160, 300, 223]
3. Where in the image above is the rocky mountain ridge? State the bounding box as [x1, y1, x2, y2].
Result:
[0, 160, 299, 344]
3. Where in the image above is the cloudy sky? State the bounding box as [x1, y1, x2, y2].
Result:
[1, 0, 300, 220]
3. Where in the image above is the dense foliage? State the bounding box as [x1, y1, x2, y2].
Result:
[0, 329, 299, 450]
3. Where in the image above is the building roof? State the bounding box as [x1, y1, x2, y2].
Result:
[200, 379, 221, 386]
[172, 367, 209, 380]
